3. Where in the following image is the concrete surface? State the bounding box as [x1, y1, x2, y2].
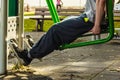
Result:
[0, 32, 120, 80]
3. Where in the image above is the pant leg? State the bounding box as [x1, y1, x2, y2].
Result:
[29, 14, 94, 58]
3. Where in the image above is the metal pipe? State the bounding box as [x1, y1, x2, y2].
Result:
[0, 0, 8, 74]
[46, 0, 114, 49]
[18, 0, 24, 49]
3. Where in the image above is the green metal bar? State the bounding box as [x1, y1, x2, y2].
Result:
[46, 0, 114, 49]
[46, 0, 60, 23]
[9, 0, 18, 16]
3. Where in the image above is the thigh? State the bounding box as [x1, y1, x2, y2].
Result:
[52, 14, 94, 43]
[58, 14, 93, 32]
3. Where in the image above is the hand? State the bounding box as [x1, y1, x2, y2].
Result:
[90, 25, 101, 35]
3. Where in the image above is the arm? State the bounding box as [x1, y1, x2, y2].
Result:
[117, 0, 120, 4]
[60, 0, 63, 5]
[91, 0, 106, 34]
[91, 0, 115, 34]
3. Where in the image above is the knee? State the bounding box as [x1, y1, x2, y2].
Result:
[50, 23, 60, 33]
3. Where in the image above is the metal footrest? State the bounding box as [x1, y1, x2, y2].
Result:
[24, 35, 34, 49]
[8, 38, 23, 65]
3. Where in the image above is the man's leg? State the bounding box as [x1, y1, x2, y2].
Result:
[29, 14, 94, 59]
[13, 14, 94, 66]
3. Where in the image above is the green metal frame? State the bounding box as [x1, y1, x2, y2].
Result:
[8, 0, 24, 48]
[9, 0, 18, 16]
[46, 0, 114, 49]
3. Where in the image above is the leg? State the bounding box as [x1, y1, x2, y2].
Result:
[36, 19, 40, 31]
[29, 14, 94, 58]
[13, 14, 94, 66]
[39, 19, 44, 31]
[56, 5, 58, 9]
[59, 5, 61, 9]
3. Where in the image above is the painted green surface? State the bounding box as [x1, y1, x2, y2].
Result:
[46, 0, 60, 23]
[46, 0, 114, 49]
[9, 0, 18, 16]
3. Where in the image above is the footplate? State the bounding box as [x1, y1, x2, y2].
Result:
[24, 35, 34, 49]
[8, 38, 23, 65]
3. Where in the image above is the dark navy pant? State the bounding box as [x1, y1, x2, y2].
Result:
[29, 14, 94, 58]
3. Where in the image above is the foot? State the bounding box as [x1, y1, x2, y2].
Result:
[11, 43, 32, 66]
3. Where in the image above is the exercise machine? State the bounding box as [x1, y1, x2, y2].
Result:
[0, 0, 114, 75]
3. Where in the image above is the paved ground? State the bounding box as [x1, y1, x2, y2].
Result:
[1, 32, 120, 80]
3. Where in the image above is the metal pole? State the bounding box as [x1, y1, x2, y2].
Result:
[0, 0, 8, 74]
[18, 0, 24, 49]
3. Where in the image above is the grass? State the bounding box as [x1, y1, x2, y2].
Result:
[24, 11, 54, 32]
[24, 19, 54, 32]
[24, 12, 35, 16]
[114, 22, 120, 28]
[24, 19, 36, 32]
[24, 19, 120, 32]
[24, 16, 120, 32]
[24, 12, 120, 32]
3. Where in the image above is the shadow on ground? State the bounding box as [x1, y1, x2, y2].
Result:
[0, 70, 53, 80]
